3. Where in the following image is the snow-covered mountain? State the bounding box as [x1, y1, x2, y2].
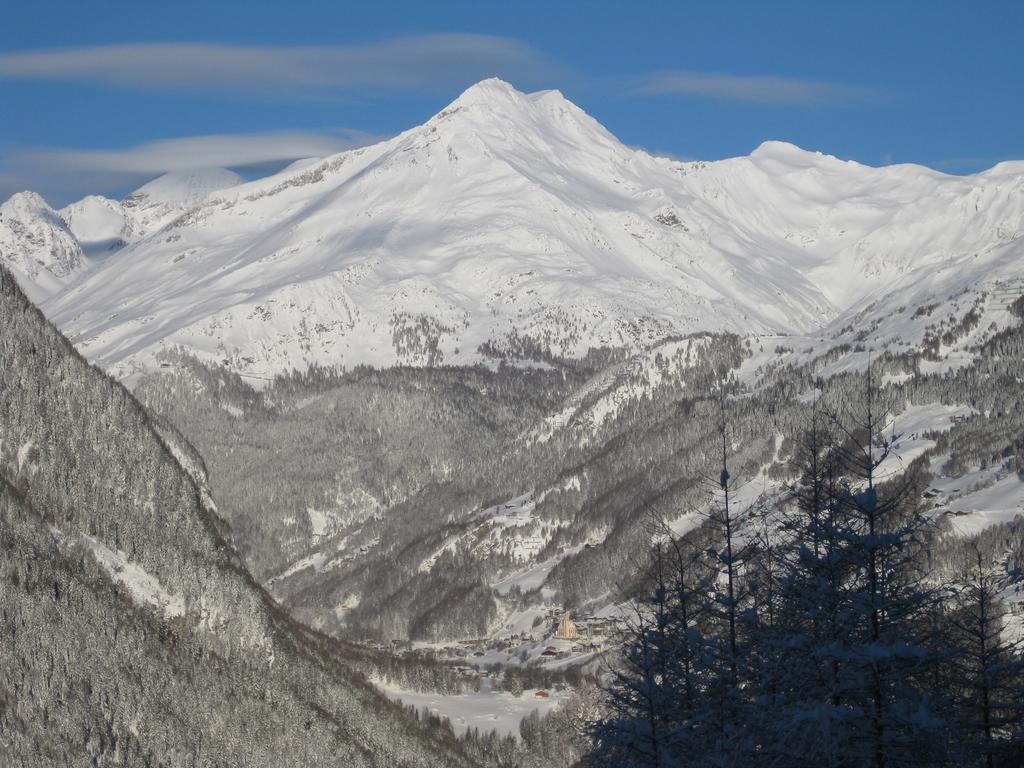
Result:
[58, 168, 245, 254]
[9, 78, 1024, 379]
[0, 191, 87, 302]
[60, 195, 139, 256]
[2, 168, 245, 299]
[119, 167, 244, 235]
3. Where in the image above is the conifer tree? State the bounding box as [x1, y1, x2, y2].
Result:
[827, 368, 948, 767]
[948, 548, 1024, 767]
[590, 541, 685, 767]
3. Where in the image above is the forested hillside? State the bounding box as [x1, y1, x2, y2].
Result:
[0, 264, 475, 767]
[135, 292, 1024, 653]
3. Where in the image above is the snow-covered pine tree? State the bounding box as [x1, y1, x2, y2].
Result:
[751, 404, 865, 766]
[825, 367, 949, 767]
[947, 548, 1024, 767]
[690, 386, 763, 762]
[589, 540, 686, 767]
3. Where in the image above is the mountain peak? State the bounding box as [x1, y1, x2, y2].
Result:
[60, 195, 137, 254]
[433, 78, 582, 122]
[449, 77, 522, 107]
[425, 77, 614, 154]
[125, 167, 244, 207]
[1, 191, 68, 236]
[428, 78, 527, 125]
[2, 189, 57, 217]
[0, 190, 85, 302]
[118, 168, 244, 235]
[747, 141, 861, 174]
[751, 140, 821, 160]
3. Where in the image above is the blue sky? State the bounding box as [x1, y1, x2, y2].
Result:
[2, 0, 1022, 205]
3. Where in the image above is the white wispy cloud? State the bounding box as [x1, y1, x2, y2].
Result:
[21, 130, 378, 174]
[636, 71, 872, 105]
[0, 36, 560, 94]
[0, 130, 380, 205]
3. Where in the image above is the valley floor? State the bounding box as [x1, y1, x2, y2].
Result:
[375, 677, 568, 738]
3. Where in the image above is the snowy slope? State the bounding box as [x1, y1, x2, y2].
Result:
[120, 167, 244, 235]
[0, 191, 88, 302]
[24, 79, 1024, 379]
[1, 169, 246, 300]
[60, 194, 140, 256]
[58, 168, 245, 253]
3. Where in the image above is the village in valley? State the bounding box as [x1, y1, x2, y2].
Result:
[359, 604, 616, 681]
[360, 603, 618, 736]
[350, 489, 624, 685]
